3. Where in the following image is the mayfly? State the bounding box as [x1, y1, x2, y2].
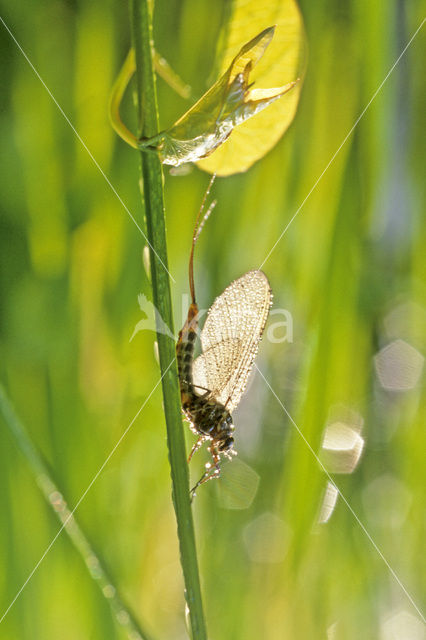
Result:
[176, 178, 272, 497]
[109, 27, 298, 167]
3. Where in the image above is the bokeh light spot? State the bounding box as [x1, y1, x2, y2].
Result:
[243, 512, 291, 563]
[216, 458, 260, 510]
[374, 339, 424, 391]
[362, 474, 412, 529]
[380, 609, 426, 640]
[320, 421, 364, 474]
[318, 482, 339, 524]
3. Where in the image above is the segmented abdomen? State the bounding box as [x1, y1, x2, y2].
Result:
[176, 303, 198, 400]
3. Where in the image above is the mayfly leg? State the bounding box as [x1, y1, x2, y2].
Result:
[187, 435, 207, 463]
[190, 446, 221, 501]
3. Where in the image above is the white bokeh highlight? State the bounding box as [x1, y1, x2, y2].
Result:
[243, 512, 291, 563]
[216, 458, 260, 510]
[318, 482, 339, 524]
[380, 609, 426, 640]
[362, 474, 412, 529]
[384, 300, 426, 348]
[374, 339, 424, 391]
[320, 421, 365, 474]
[317, 407, 365, 524]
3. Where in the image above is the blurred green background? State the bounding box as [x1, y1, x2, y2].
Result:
[0, 1, 425, 639]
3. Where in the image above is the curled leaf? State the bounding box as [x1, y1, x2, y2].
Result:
[109, 48, 191, 150]
[198, 0, 307, 175]
[138, 27, 297, 167]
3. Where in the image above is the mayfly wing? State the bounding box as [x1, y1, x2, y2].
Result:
[191, 337, 242, 395]
[193, 270, 272, 412]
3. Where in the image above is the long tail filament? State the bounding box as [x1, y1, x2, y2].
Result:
[188, 174, 217, 304]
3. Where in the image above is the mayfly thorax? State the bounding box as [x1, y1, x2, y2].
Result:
[176, 177, 273, 497]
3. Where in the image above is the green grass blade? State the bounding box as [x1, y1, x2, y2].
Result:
[130, 1, 208, 639]
[0, 385, 153, 640]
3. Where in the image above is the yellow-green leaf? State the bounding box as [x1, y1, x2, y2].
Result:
[197, 0, 307, 176]
[138, 27, 296, 168]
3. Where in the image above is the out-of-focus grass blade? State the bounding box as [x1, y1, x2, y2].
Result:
[0, 385, 154, 640]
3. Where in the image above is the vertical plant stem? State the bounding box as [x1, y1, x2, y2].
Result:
[130, 2, 208, 639]
[0, 386, 152, 640]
